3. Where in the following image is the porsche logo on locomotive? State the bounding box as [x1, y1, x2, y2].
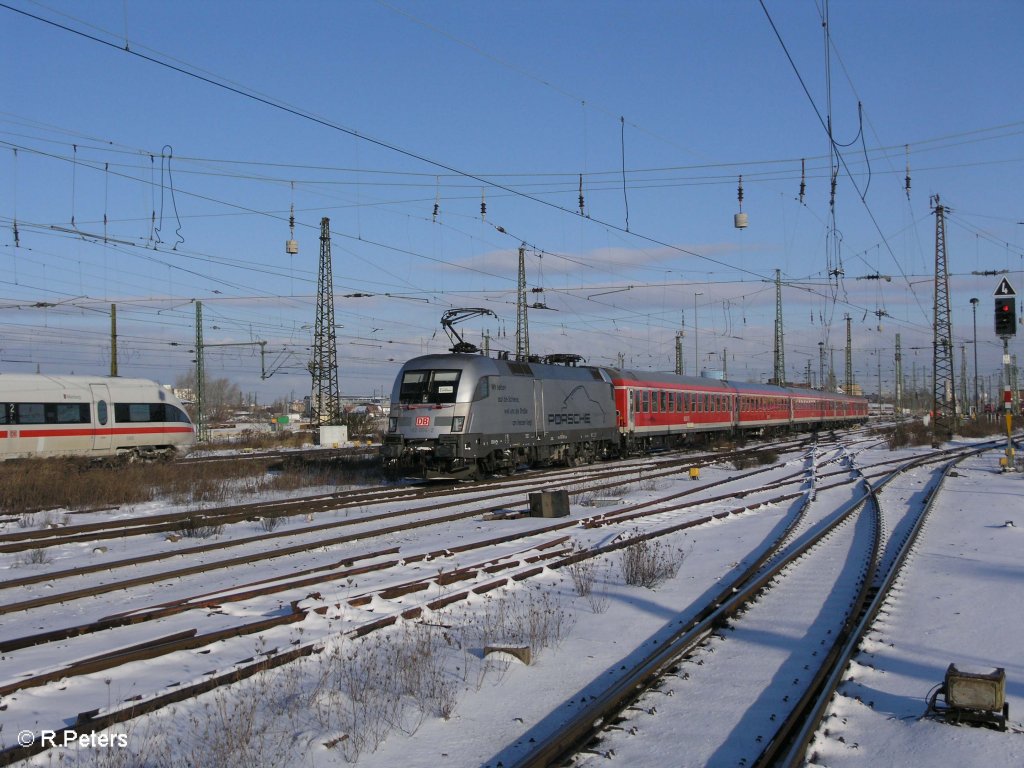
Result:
[547, 412, 592, 425]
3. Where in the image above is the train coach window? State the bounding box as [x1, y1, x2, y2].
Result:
[97, 401, 108, 425]
[0, 403, 9, 424]
[398, 369, 462, 405]
[641, 390, 649, 413]
[115, 403, 152, 422]
[16, 403, 45, 423]
[56, 403, 90, 423]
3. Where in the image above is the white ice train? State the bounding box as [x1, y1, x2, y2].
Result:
[0, 374, 194, 461]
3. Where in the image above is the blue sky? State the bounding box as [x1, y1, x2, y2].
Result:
[1, 0, 1022, 405]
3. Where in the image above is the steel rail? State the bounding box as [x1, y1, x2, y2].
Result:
[771, 441, 1000, 766]
[503, 441, 991, 768]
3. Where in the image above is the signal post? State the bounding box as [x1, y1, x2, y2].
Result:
[994, 278, 1017, 470]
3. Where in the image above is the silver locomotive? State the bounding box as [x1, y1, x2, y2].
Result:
[382, 353, 619, 478]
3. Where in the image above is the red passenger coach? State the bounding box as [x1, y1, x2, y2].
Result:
[610, 368, 867, 452]
[612, 370, 737, 450]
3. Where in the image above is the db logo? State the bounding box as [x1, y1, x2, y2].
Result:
[415, 416, 431, 427]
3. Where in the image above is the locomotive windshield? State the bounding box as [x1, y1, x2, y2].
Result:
[399, 369, 462, 405]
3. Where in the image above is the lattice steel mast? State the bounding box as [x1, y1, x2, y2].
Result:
[844, 314, 853, 393]
[311, 217, 341, 425]
[675, 310, 685, 375]
[515, 244, 529, 360]
[931, 196, 957, 444]
[894, 333, 904, 416]
[195, 300, 206, 441]
[773, 269, 785, 385]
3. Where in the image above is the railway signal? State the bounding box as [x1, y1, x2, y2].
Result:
[994, 278, 1016, 337]
[993, 278, 1017, 470]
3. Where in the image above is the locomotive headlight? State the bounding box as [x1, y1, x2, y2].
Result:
[388, 417, 398, 433]
[451, 416, 465, 433]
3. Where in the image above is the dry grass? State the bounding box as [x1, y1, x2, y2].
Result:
[731, 449, 779, 470]
[958, 417, 1010, 438]
[92, 589, 575, 766]
[0, 452, 385, 515]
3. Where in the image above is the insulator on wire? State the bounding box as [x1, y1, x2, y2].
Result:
[480, 188, 486, 221]
[734, 175, 748, 229]
[433, 176, 440, 222]
[799, 158, 806, 204]
[578, 173, 585, 216]
[285, 182, 298, 255]
[904, 145, 911, 200]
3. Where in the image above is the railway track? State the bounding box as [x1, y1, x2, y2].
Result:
[0, 430, 924, 766]
[501, 440, 1001, 767]
[0, 436, 834, 764]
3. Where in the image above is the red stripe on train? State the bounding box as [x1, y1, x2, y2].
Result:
[0, 426, 194, 439]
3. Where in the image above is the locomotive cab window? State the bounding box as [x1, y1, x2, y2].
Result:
[113, 403, 192, 423]
[473, 376, 491, 401]
[398, 369, 462, 405]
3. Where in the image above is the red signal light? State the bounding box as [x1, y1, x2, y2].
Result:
[995, 297, 1017, 336]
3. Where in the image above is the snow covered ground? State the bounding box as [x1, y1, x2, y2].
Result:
[808, 448, 1024, 767]
[3, 439, 1021, 767]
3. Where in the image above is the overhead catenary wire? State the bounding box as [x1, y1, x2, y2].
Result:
[759, 0, 929, 324]
[0, 2, 779, 285]
[1, 4, 1014, 390]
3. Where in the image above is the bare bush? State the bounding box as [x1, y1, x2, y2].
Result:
[13, 547, 50, 568]
[311, 623, 458, 763]
[259, 515, 287, 533]
[620, 532, 688, 589]
[69, 586, 575, 766]
[176, 515, 224, 539]
[566, 552, 598, 597]
[460, 589, 575, 656]
[565, 552, 611, 613]
[885, 420, 932, 449]
[175, 671, 300, 768]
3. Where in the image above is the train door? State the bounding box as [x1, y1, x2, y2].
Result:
[89, 383, 112, 453]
